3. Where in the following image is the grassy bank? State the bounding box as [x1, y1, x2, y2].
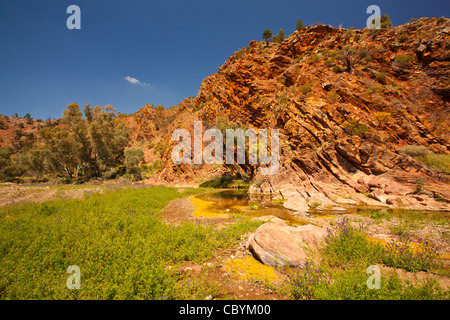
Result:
[285, 216, 449, 300]
[0, 186, 261, 299]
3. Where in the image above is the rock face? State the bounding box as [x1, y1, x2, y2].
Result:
[123, 18, 450, 211]
[247, 217, 327, 267]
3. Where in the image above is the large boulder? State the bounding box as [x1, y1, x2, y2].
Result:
[247, 217, 327, 267]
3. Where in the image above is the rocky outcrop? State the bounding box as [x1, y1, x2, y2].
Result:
[127, 18, 450, 211]
[247, 216, 327, 267]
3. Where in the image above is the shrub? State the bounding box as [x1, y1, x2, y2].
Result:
[343, 30, 354, 42]
[288, 262, 330, 300]
[383, 231, 441, 272]
[381, 14, 393, 29]
[398, 33, 409, 43]
[337, 45, 370, 72]
[375, 71, 386, 82]
[419, 153, 450, 174]
[272, 29, 285, 43]
[324, 58, 334, 66]
[343, 119, 368, 138]
[296, 18, 306, 31]
[310, 54, 321, 62]
[365, 82, 384, 95]
[327, 91, 339, 102]
[333, 65, 344, 73]
[323, 217, 384, 267]
[374, 112, 393, 123]
[394, 55, 414, 68]
[299, 84, 312, 94]
[398, 145, 450, 174]
[398, 145, 431, 157]
[437, 16, 446, 24]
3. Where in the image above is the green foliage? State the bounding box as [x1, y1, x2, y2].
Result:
[35, 103, 131, 181]
[365, 82, 385, 95]
[323, 217, 384, 267]
[333, 65, 344, 73]
[124, 148, 145, 181]
[419, 153, 450, 174]
[299, 84, 312, 95]
[287, 217, 449, 300]
[394, 55, 414, 68]
[288, 262, 330, 300]
[374, 112, 393, 123]
[343, 119, 368, 138]
[327, 91, 339, 102]
[398, 145, 431, 158]
[310, 54, 322, 62]
[383, 232, 441, 272]
[272, 29, 285, 43]
[0, 186, 261, 299]
[199, 175, 251, 189]
[398, 145, 450, 174]
[296, 18, 306, 31]
[375, 71, 386, 81]
[262, 29, 272, 45]
[337, 45, 370, 72]
[343, 30, 354, 42]
[437, 16, 446, 24]
[397, 33, 409, 43]
[380, 14, 393, 29]
[312, 266, 448, 300]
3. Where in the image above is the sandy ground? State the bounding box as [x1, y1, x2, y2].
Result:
[0, 184, 107, 207]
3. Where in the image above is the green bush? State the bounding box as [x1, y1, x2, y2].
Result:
[383, 231, 441, 272]
[397, 33, 409, 43]
[323, 217, 384, 267]
[398, 145, 450, 174]
[333, 65, 344, 73]
[343, 119, 368, 138]
[288, 262, 330, 300]
[299, 84, 312, 94]
[437, 17, 446, 24]
[296, 18, 306, 31]
[394, 55, 414, 68]
[398, 145, 431, 157]
[419, 153, 450, 174]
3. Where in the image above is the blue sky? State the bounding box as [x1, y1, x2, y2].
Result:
[0, 0, 448, 119]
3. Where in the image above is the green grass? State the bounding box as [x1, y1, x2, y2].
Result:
[398, 145, 450, 174]
[0, 186, 261, 299]
[286, 216, 449, 300]
[289, 262, 448, 300]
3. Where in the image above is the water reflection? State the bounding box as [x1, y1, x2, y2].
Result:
[195, 190, 305, 224]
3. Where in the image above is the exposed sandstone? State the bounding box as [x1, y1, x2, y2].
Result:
[247, 216, 326, 267]
[124, 18, 450, 212]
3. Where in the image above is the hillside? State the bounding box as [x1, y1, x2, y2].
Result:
[137, 17, 450, 211]
[1, 17, 449, 211]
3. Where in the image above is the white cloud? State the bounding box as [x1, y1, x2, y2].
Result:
[124, 76, 142, 85]
[124, 76, 153, 88]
